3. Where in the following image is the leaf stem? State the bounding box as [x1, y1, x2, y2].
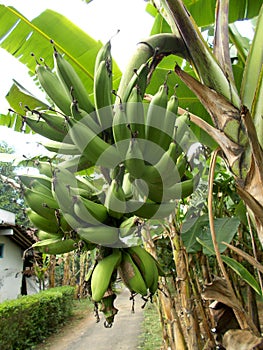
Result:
[208, 148, 260, 334]
[246, 211, 263, 292]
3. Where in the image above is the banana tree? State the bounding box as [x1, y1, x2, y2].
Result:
[119, 0, 263, 246]
[0, 0, 262, 347]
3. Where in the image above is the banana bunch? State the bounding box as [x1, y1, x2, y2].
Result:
[118, 246, 160, 296]
[87, 244, 161, 327]
[111, 71, 196, 206]
[15, 36, 198, 256]
[19, 171, 83, 255]
[89, 245, 159, 305]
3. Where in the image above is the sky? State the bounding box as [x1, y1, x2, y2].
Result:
[0, 0, 153, 157]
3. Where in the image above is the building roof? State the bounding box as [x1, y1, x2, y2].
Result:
[0, 223, 38, 250]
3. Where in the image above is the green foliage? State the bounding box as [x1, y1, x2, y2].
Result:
[146, 0, 262, 29]
[0, 141, 29, 226]
[181, 215, 240, 254]
[182, 0, 262, 27]
[138, 301, 163, 350]
[0, 286, 75, 350]
[0, 5, 121, 132]
[196, 238, 262, 295]
[221, 255, 262, 296]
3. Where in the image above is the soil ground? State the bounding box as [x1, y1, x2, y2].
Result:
[35, 288, 145, 350]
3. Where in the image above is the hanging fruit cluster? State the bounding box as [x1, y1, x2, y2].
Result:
[12, 38, 197, 326]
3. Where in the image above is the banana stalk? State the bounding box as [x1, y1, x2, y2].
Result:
[117, 33, 189, 102]
[161, 0, 240, 107]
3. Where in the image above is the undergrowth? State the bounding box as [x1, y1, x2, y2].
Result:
[138, 301, 163, 350]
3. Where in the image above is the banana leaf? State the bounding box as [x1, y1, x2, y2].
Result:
[241, 4, 263, 112]
[221, 255, 262, 296]
[5, 81, 49, 133]
[182, 216, 239, 254]
[0, 6, 121, 88]
[148, 0, 262, 31]
[0, 5, 121, 133]
[182, 0, 262, 27]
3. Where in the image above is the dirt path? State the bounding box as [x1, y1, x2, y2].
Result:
[36, 288, 145, 350]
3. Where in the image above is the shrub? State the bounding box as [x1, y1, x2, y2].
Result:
[0, 286, 75, 350]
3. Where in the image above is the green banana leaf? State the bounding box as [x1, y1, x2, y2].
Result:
[182, 0, 262, 27]
[197, 237, 262, 295]
[147, 0, 262, 31]
[241, 4, 263, 112]
[221, 255, 262, 296]
[181, 214, 209, 253]
[5, 81, 49, 133]
[182, 216, 239, 254]
[0, 5, 121, 132]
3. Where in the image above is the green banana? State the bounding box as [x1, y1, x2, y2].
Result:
[35, 63, 72, 116]
[40, 140, 80, 155]
[94, 39, 112, 75]
[58, 154, 93, 173]
[176, 154, 188, 178]
[158, 92, 179, 151]
[53, 49, 95, 114]
[124, 137, 146, 179]
[126, 85, 145, 140]
[32, 237, 76, 255]
[119, 215, 139, 238]
[77, 225, 120, 246]
[37, 230, 64, 241]
[37, 110, 70, 138]
[19, 174, 51, 190]
[145, 83, 168, 150]
[69, 186, 96, 201]
[174, 111, 191, 144]
[126, 200, 176, 219]
[122, 172, 134, 200]
[138, 176, 196, 203]
[26, 208, 61, 234]
[52, 166, 78, 214]
[93, 59, 114, 130]
[24, 113, 67, 143]
[112, 102, 130, 158]
[66, 117, 121, 168]
[75, 175, 104, 203]
[30, 179, 54, 198]
[70, 100, 101, 134]
[121, 62, 150, 103]
[35, 161, 54, 178]
[24, 188, 58, 220]
[118, 250, 148, 296]
[73, 195, 109, 225]
[141, 141, 181, 186]
[91, 248, 122, 302]
[36, 208, 71, 233]
[104, 179, 126, 220]
[127, 246, 159, 295]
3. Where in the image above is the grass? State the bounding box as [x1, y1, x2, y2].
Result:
[138, 301, 163, 350]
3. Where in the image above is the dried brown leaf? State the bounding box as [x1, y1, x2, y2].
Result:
[222, 329, 263, 350]
[202, 277, 241, 310]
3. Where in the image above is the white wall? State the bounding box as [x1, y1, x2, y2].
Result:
[0, 236, 23, 303]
